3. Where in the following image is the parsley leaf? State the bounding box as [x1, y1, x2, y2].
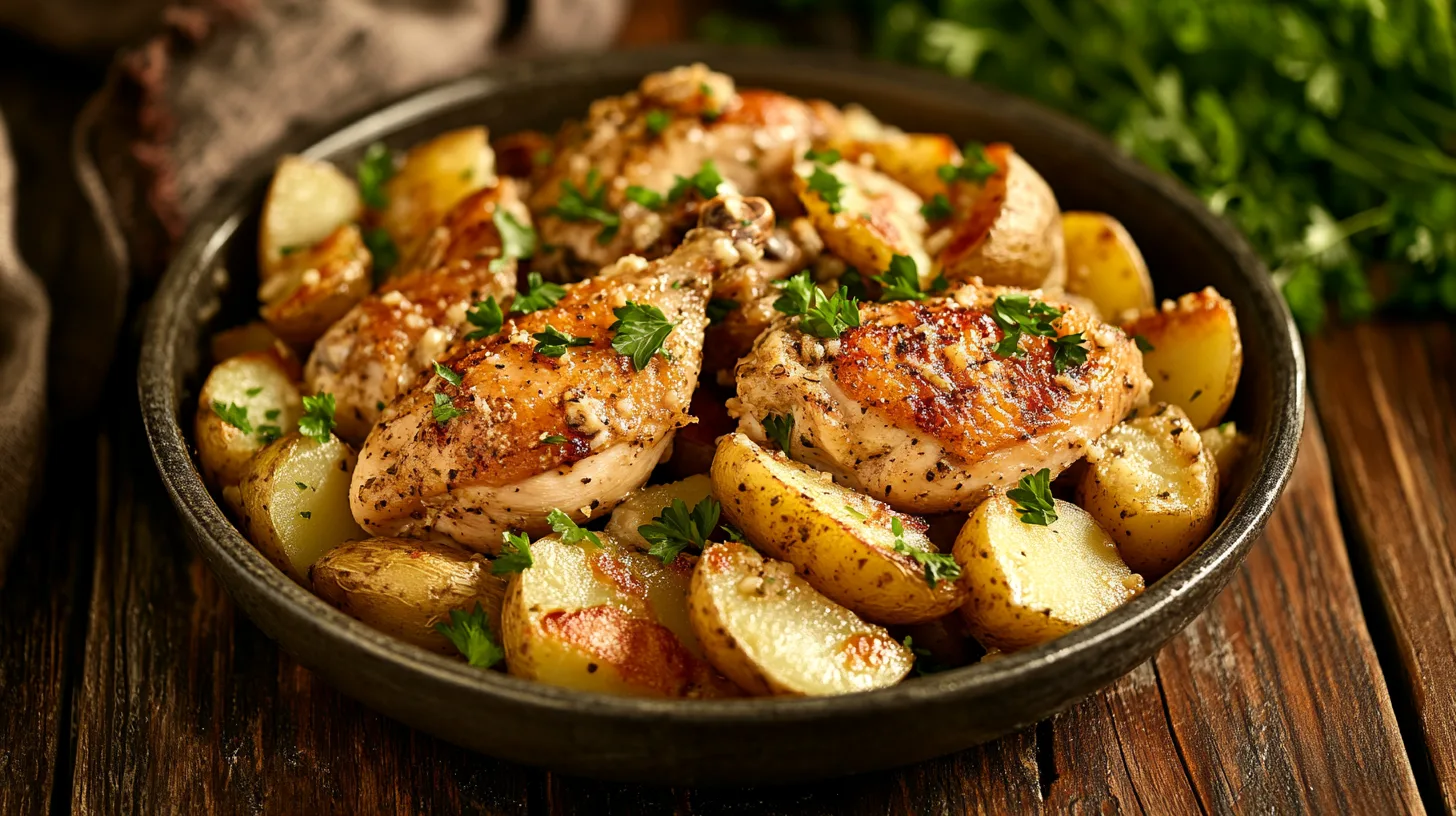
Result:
[838, 268, 869, 301]
[991, 294, 1062, 357]
[212, 401, 252, 434]
[465, 297, 504, 340]
[1052, 332, 1089, 373]
[668, 159, 725, 202]
[639, 496, 721, 564]
[1134, 334, 1156, 352]
[929, 272, 951, 293]
[298, 393, 336, 443]
[244, 386, 263, 397]
[255, 424, 283, 444]
[762, 412, 794, 455]
[1007, 468, 1058, 526]
[356, 142, 395, 210]
[491, 532, 534, 575]
[890, 518, 962, 588]
[874, 255, 926, 302]
[549, 169, 619, 245]
[625, 185, 665, 209]
[806, 165, 845, 213]
[707, 297, 739, 325]
[804, 147, 841, 164]
[773, 270, 819, 316]
[920, 193, 953, 221]
[434, 603, 505, 669]
[539, 433, 567, 445]
[937, 142, 998, 184]
[491, 210, 536, 272]
[433, 360, 463, 387]
[801, 286, 861, 338]
[547, 508, 602, 548]
[432, 392, 466, 425]
[644, 109, 671, 136]
[609, 301, 676, 370]
[903, 635, 949, 676]
[533, 325, 592, 358]
[511, 272, 567, 315]
[364, 228, 399, 281]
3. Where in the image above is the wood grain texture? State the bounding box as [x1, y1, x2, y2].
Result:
[1310, 322, 1456, 810]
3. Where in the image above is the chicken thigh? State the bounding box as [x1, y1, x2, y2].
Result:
[731, 283, 1151, 514]
[351, 195, 776, 551]
[305, 181, 526, 442]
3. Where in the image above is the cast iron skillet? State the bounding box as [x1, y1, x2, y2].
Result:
[139, 45, 1305, 784]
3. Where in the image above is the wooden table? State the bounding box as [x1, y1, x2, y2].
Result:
[2, 24, 1453, 816]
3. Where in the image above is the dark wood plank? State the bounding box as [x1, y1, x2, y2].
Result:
[1309, 321, 1456, 810]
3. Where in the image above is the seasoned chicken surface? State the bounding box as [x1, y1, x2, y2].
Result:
[305, 181, 526, 442]
[531, 63, 833, 278]
[731, 284, 1151, 514]
[350, 196, 777, 551]
[702, 216, 822, 376]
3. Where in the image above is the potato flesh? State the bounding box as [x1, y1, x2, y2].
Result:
[711, 432, 966, 624]
[380, 127, 496, 268]
[604, 474, 713, 552]
[954, 496, 1142, 651]
[260, 155, 362, 278]
[1061, 211, 1154, 322]
[195, 353, 303, 489]
[1123, 287, 1242, 429]
[795, 158, 930, 281]
[246, 434, 366, 583]
[690, 543, 913, 695]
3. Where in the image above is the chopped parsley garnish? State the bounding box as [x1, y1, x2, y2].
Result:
[435, 603, 505, 669]
[1134, 334, 1156, 352]
[639, 496, 721, 564]
[668, 159, 725, 202]
[533, 325, 592, 358]
[625, 185, 665, 210]
[920, 193, 953, 221]
[299, 511, 312, 520]
[762, 412, 794, 455]
[356, 142, 395, 209]
[465, 296, 504, 340]
[890, 518, 962, 588]
[806, 165, 845, 213]
[431, 392, 466, 425]
[511, 272, 567, 315]
[244, 386, 263, 397]
[264, 409, 280, 421]
[533, 148, 554, 167]
[772, 270, 819, 316]
[295, 482, 309, 490]
[1052, 332, 1089, 373]
[364, 228, 399, 281]
[298, 393, 337, 443]
[609, 301, 676, 370]
[990, 294, 1063, 357]
[838, 268, 869, 301]
[491, 210, 536, 272]
[1007, 468, 1058, 526]
[698, 82, 720, 121]
[491, 532, 534, 575]
[707, 297, 739, 325]
[874, 255, 926, 302]
[547, 508, 602, 548]
[644, 109, 671, 136]
[212, 401, 251, 434]
[539, 433, 567, 445]
[433, 360, 463, 387]
[929, 272, 951, 293]
[550, 169, 619, 244]
[937, 142, 998, 184]
[255, 425, 283, 444]
[844, 505, 868, 521]
[804, 147, 841, 164]
[903, 635, 948, 676]
[801, 286, 861, 339]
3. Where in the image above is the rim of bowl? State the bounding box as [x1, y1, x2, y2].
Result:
[139, 44, 1306, 726]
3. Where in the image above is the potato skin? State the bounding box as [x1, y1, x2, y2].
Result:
[239, 432, 367, 584]
[259, 155, 362, 280]
[953, 496, 1143, 651]
[1200, 422, 1250, 494]
[194, 349, 303, 490]
[936, 145, 1065, 291]
[1077, 403, 1219, 579]
[379, 127, 496, 268]
[258, 224, 372, 347]
[795, 158, 930, 281]
[1062, 211, 1155, 322]
[711, 432, 966, 624]
[1122, 287, 1242, 429]
[843, 134, 961, 202]
[689, 542, 913, 696]
[310, 538, 505, 653]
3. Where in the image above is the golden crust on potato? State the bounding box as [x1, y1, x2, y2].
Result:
[258, 224, 372, 347]
[841, 134, 960, 202]
[1062, 211, 1154, 322]
[935, 144, 1065, 291]
[1122, 287, 1242, 429]
[379, 127, 497, 269]
[259, 155, 362, 281]
[795, 158, 930, 280]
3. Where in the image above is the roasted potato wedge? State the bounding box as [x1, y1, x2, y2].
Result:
[194, 349, 303, 490]
[953, 495, 1143, 651]
[310, 538, 506, 654]
[935, 144, 1065, 291]
[1122, 287, 1242, 429]
[210, 321, 292, 365]
[379, 127, 496, 267]
[712, 432, 966, 624]
[605, 475, 713, 551]
[239, 431, 367, 584]
[689, 542, 913, 695]
[1062, 211, 1155, 322]
[1077, 404, 1219, 579]
[844, 134, 960, 202]
[500, 536, 738, 698]
[258, 224, 372, 346]
[1200, 421, 1250, 492]
[259, 155, 362, 280]
[795, 157, 930, 281]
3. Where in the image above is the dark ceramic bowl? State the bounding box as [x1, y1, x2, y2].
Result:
[140, 45, 1305, 784]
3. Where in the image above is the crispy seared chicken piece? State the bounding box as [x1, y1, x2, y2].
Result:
[731, 284, 1151, 514]
[531, 63, 833, 277]
[305, 181, 527, 443]
[350, 196, 777, 551]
